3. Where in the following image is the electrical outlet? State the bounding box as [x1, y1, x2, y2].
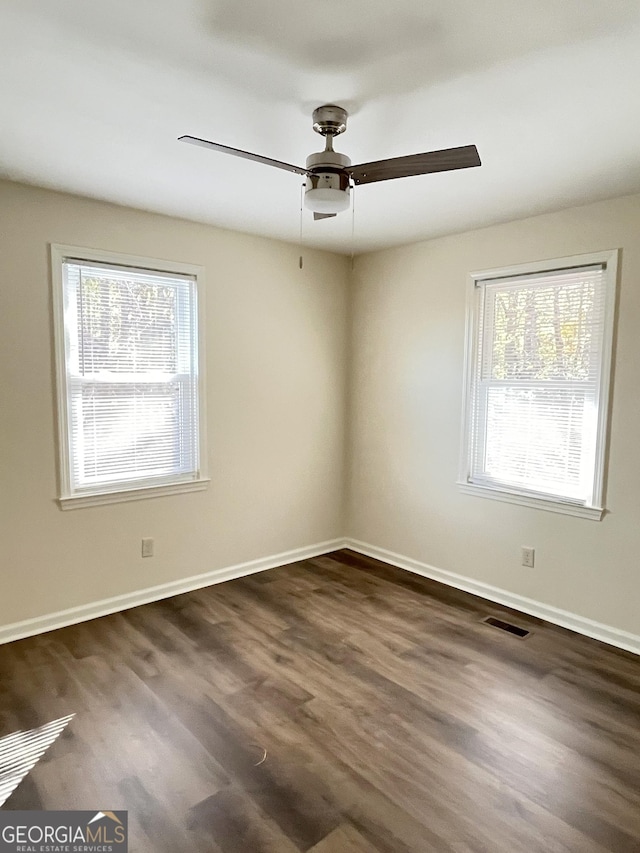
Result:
[141, 538, 154, 558]
[521, 546, 535, 568]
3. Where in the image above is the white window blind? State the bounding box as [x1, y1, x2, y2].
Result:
[55, 252, 205, 505]
[460, 254, 617, 516]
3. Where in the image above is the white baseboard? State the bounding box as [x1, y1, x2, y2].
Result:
[5, 536, 638, 657]
[0, 538, 347, 647]
[345, 539, 640, 657]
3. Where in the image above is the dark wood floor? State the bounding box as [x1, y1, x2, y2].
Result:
[1, 549, 639, 852]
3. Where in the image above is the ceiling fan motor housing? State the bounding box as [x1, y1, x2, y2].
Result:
[304, 149, 351, 213]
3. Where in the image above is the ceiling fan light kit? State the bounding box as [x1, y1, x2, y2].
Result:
[180, 104, 480, 220]
[304, 176, 351, 214]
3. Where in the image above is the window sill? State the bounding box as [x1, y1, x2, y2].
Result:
[58, 478, 211, 510]
[457, 481, 604, 520]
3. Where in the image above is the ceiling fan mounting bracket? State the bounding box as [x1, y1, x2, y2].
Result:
[312, 105, 348, 138]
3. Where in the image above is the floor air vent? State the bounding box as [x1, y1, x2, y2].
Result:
[481, 616, 531, 638]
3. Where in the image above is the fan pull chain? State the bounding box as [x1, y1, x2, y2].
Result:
[350, 182, 356, 270]
[299, 182, 305, 269]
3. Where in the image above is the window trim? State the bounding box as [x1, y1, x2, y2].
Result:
[458, 249, 619, 520]
[51, 244, 209, 510]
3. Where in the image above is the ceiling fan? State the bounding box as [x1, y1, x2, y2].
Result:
[179, 105, 481, 220]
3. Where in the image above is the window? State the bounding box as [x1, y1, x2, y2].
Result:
[459, 250, 618, 520]
[52, 245, 208, 509]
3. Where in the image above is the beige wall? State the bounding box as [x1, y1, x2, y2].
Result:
[3, 179, 640, 642]
[347, 194, 640, 637]
[0, 180, 349, 627]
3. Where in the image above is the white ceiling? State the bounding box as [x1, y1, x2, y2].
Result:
[1, 0, 640, 253]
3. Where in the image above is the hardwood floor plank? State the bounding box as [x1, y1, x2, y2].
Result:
[307, 823, 381, 852]
[187, 788, 300, 853]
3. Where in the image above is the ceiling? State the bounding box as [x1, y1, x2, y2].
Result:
[1, 0, 640, 254]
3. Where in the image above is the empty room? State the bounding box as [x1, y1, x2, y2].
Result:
[1, 1, 639, 851]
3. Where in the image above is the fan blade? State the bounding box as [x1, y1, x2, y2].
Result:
[179, 135, 307, 175]
[313, 212, 337, 221]
[350, 145, 481, 186]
